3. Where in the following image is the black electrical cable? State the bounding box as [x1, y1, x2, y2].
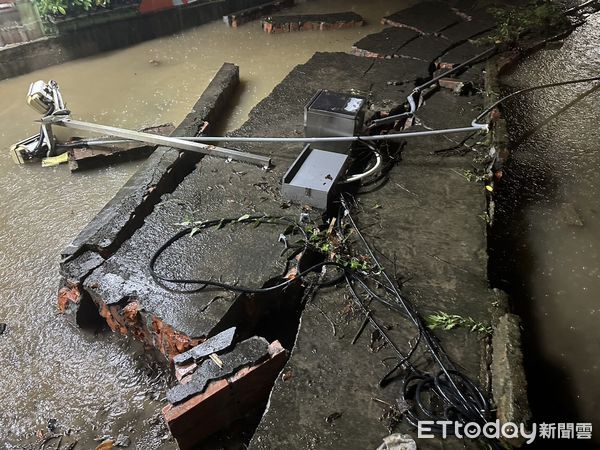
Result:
[149, 215, 347, 294]
[473, 74, 600, 127]
[338, 194, 499, 446]
[150, 205, 497, 444]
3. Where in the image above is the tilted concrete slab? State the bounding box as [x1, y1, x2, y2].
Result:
[382, 2, 462, 34]
[351, 27, 420, 59]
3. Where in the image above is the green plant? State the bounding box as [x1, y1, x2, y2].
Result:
[475, 0, 569, 46]
[34, 0, 110, 18]
[478, 211, 492, 224]
[426, 312, 492, 335]
[305, 224, 373, 272]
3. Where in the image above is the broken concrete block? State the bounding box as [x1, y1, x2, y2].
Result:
[262, 12, 364, 33]
[163, 340, 287, 450]
[438, 77, 473, 95]
[223, 0, 294, 27]
[173, 327, 236, 365]
[175, 362, 198, 382]
[167, 336, 271, 404]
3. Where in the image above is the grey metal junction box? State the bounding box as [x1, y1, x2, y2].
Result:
[304, 90, 367, 153]
[282, 145, 349, 209]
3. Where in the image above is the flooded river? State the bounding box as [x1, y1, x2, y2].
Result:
[491, 12, 600, 448]
[0, 0, 410, 447]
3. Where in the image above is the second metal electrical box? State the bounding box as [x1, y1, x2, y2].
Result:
[304, 90, 366, 153]
[282, 145, 349, 210]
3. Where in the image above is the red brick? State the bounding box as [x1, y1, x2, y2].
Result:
[163, 341, 287, 450]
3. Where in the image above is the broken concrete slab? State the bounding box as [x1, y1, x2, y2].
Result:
[223, 0, 294, 27]
[66, 52, 431, 359]
[197, 44, 496, 450]
[381, 2, 462, 34]
[439, 17, 495, 43]
[262, 12, 364, 33]
[58, 63, 240, 324]
[167, 336, 270, 404]
[437, 40, 490, 69]
[67, 123, 177, 172]
[393, 34, 454, 63]
[438, 77, 473, 95]
[173, 326, 236, 365]
[164, 340, 287, 450]
[350, 27, 419, 59]
[59, 62, 240, 262]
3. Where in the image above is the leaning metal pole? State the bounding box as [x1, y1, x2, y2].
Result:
[42, 116, 272, 168]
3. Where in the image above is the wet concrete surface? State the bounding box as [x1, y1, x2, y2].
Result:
[173, 327, 236, 365]
[55, 0, 523, 446]
[382, 1, 461, 34]
[351, 27, 420, 58]
[245, 54, 496, 448]
[352, 1, 496, 64]
[60, 63, 240, 261]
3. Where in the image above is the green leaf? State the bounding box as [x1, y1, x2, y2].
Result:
[190, 227, 200, 237]
[57, 5, 66, 13]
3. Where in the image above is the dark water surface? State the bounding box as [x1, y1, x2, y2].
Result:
[491, 12, 600, 449]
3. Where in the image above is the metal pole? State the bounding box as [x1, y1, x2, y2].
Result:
[43, 117, 272, 168]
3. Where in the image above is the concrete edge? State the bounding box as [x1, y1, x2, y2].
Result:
[57, 63, 240, 328]
[484, 55, 531, 447]
[61, 62, 240, 261]
[491, 312, 531, 447]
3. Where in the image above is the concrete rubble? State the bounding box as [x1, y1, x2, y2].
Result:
[262, 12, 364, 33]
[58, 0, 530, 448]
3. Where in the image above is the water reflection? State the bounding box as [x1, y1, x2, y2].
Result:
[491, 12, 600, 448]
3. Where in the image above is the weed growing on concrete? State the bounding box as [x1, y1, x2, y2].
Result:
[475, 0, 570, 47]
[426, 311, 492, 335]
[305, 222, 373, 272]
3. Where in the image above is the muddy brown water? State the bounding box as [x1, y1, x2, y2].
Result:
[491, 12, 600, 448]
[0, 0, 412, 447]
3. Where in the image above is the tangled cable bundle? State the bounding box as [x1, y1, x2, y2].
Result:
[150, 197, 500, 447]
